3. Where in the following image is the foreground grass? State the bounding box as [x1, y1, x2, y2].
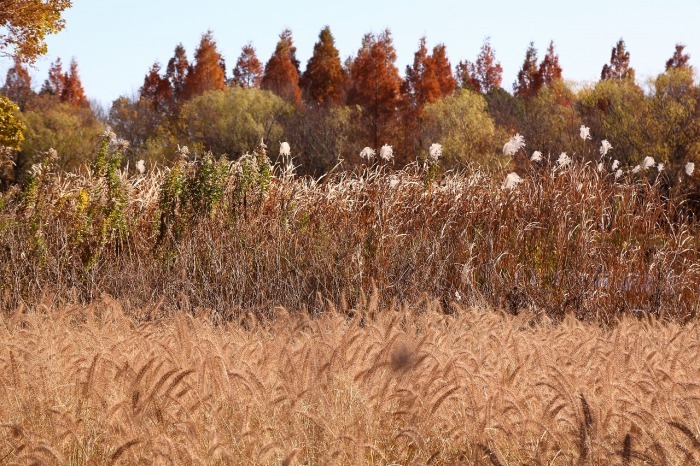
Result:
[2, 297, 700, 464]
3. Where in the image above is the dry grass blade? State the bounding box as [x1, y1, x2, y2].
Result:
[109, 439, 141, 465]
[0, 299, 698, 463]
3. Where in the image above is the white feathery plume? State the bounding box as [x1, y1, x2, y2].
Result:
[556, 152, 571, 168]
[428, 143, 442, 165]
[280, 141, 291, 157]
[379, 144, 393, 162]
[359, 147, 376, 160]
[580, 125, 591, 141]
[502, 172, 524, 190]
[503, 133, 525, 156]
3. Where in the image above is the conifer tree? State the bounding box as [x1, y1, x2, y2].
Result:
[457, 38, 502, 93]
[402, 36, 442, 110]
[184, 31, 226, 99]
[300, 26, 347, 107]
[537, 40, 563, 89]
[431, 43, 456, 97]
[666, 44, 691, 71]
[455, 60, 481, 93]
[231, 43, 263, 88]
[41, 57, 64, 96]
[1, 57, 33, 109]
[166, 44, 189, 104]
[60, 58, 88, 107]
[401, 38, 456, 161]
[346, 29, 403, 148]
[514, 42, 539, 97]
[261, 29, 302, 104]
[139, 62, 173, 113]
[601, 38, 635, 81]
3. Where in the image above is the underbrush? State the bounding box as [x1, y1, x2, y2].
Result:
[1, 136, 699, 321]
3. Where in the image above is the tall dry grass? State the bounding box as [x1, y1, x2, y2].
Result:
[2, 297, 700, 464]
[1, 141, 698, 320]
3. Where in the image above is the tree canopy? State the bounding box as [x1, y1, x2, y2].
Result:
[0, 0, 72, 63]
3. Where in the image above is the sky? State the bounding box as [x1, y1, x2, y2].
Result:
[3, 0, 699, 108]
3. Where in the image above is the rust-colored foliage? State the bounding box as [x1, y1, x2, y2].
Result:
[166, 44, 189, 104]
[401, 37, 455, 161]
[403, 37, 443, 111]
[537, 40, 563, 90]
[139, 62, 173, 114]
[184, 31, 226, 99]
[60, 58, 88, 107]
[1, 56, 32, 109]
[346, 29, 403, 148]
[456, 60, 480, 93]
[300, 26, 348, 107]
[666, 43, 691, 71]
[514, 42, 539, 98]
[41, 57, 64, 97]
[431, 43, 456, 97]
[457, 38, 503, 94]
[261, 29, 302, 105]
[601, 38, 635, 81]
[231, 43, 263, 89]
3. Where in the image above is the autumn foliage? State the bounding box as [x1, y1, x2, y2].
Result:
[1, 27, 698, 185]
[184, 31, 226, 99]
[261, 29, 302, 104]
[300, 26, 347, 107]
[231, 43, 263, 89]
[346, 29, 403, 149]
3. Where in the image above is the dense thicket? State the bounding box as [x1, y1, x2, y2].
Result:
[1, 137, 699, 320]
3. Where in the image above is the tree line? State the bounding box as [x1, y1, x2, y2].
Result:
[1, 26, 698, 184]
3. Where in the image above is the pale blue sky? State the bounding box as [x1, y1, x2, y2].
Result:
[3, 0, 699, 107]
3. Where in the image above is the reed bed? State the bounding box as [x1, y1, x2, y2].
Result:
[1, 140, 698, 320]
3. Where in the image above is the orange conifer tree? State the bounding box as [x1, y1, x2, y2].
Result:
[457, 38, 502, 94]
[140, 62, 173, 113]
[231, 43, 263, 89]
[185, 31, 226, 99]
[61, 58, 88, 107]
[402, 36, 442, 110]
[346, 29, 403, 149]
[261, 29, 302, 104]
[41, 57, 64, 96]
[537, 40, 563, 89]
[300, 26, 347, 107]
[514, 42, 539, 97]
[431, 43, 456, 97]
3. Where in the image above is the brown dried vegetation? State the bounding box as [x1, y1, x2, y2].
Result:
[2, 297, 700, 464]
[1, 146, 699, 321]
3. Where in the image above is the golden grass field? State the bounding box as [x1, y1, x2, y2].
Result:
[2, 295, 700, 465]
